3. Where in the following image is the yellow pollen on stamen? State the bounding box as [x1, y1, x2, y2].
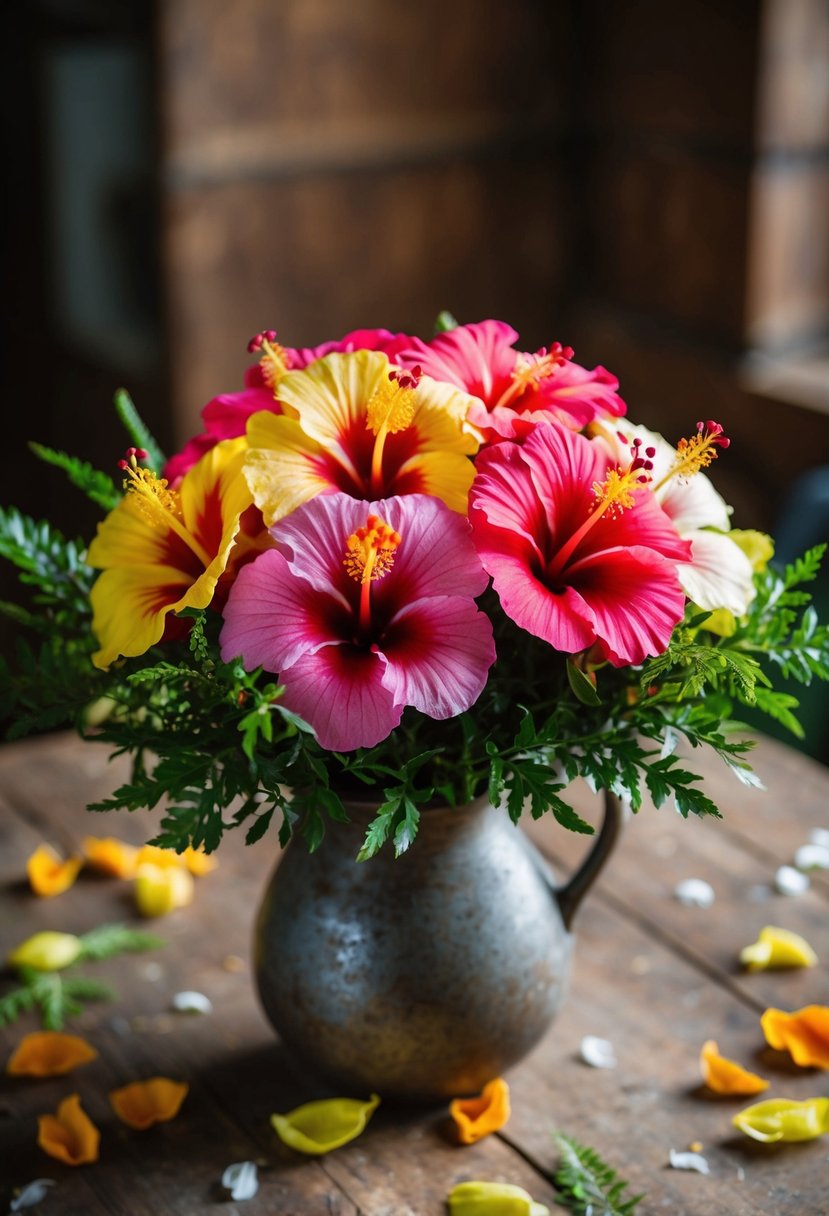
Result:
[654, 427, 726, 492]
[590, 467, 640, 520]
[122, 464, 212, 568]
[493, 343, 573, 411]
[259, 338, 290, 391]
[344, 515, 401, 584]
[365, 380, 417, 438]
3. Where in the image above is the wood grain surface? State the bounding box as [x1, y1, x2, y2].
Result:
[1, 731, 828, 1215]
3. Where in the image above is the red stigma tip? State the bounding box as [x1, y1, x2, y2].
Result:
[645, 446, 656, 458]
[117, 459, 128, 470]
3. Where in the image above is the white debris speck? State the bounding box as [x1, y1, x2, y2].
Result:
[579, 1036, 617, 1069]
[809, 828, 829, 849]
[775, 865, 810, 896]
[669, 1149, 710, 1175]
[221, 1161, 259, 1201]
[794, 843, 829, 872]
[171, 990, 213, 1015]
[674, 878, 715, 907]
[736, 1166, 746, 1182]
[10, 1180, 56, 1211]
[142, 961, 163, 982]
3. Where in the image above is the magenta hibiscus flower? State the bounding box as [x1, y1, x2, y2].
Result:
[396, 319, 626, 442]
[219, 493, 495, 751]
[469, 423, 691, 666]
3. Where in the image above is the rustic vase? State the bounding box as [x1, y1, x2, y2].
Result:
[254, 791, 622, 1101]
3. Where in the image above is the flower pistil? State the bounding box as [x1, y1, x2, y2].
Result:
[118, 449, 211, 568]
[344, 513, 402, 634]
[366, 367, 421, 493]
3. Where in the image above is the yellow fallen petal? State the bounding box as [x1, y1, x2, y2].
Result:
[7, 930, 82, 972]
[135, 844, 186, 870]
[271, 1094, 380, 1155]
[447, 1181, 550, 1215]
[740, 926, 818, 971]
[182, 846, 218, 876]
[109, 1077, 189, 1129]
[37, 1093, 100, 1165]
[699, 1040, 769, 1095]
[82, 836, 139, 878]
[7, 1032, 97, 1077]
[761, 1006, 829, 1069]
[26, 844, 83, 897]
[134, 863, 194, 917]
[450, 1078, 511, 1143]
[733, 1097, 829, 1143]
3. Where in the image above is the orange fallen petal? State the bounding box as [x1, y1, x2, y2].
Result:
[26, 844, 83, 897]
[37, 1093, 100, 1165]
[82, 836, 139, 879]
[700, 1040, 769, 1095]
[8, 1032, 97, 1077]
[109, 1077, 189, 1129]
[135, 844, 186, 870]
[182, 846, 218, 876]
[449, 1078, 511, 1144]
[761, 1006, 829, 1069]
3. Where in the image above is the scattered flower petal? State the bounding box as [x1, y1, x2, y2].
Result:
[794, 843, 829, 871]
[775, 865, 809, 896]
[674, 878, 715, 907]
[271, 1093, 380, 1155]
[7, 1032, 97, 1078]
[668, 1149, 710, 1174]
[447, 1180, 550, 1215]
[221, 1161, 259, 1201]
[26, 845, 83, 898]
[761, 1006, 829, 1068]
[808, 828, 829, 849]
[134, 844, 187, 870]
[699, 1040, 769, 1095]
[181, 846, 218, 876]
[579, 1036, 617, 1069]
[134, 863, 194, 917]
[37, 1094, 100, 1166]
[82, 836, 139, 878]
[733, 1097, 829, 1142]
[171, 991, 213, 1015]
[450, 1078, 511, 1143]
[740, 926, 818, 971]
[7, 931, 82, 972]
[109, 1077, 189, 1128]
[9, 1179, 56, 1211]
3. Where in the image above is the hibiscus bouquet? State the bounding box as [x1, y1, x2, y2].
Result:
[2, 316, 828, 858]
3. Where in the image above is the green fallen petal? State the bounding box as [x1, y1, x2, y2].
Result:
[447, 1180, 550, 1215]
[270, 1093, 380, 1155]
[7, 932, 82, 972]
[733, 1097, 829, 1143]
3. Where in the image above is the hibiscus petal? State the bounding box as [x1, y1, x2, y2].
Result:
[280, 645, 402, 751]
[733, 1097, 829, 1142]
[26, 845, 83, 898]
[449, 1078, 511, 1143]
[397, 319, 519, 404]
[761, 1005, 829, 1068]
[375, 495, 489, 602]
[271, 1093, 380, 1155]
[379, 597, 495, 719]
[109, 1078, 189, 1128]
[699, 1040, 769, 1095]
[7, 1033, 97, 1077]
[679, 531, 755, 614]
[37, 1095, 100, 1166]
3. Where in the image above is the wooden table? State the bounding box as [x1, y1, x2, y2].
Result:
[1, 731, 828, 1215]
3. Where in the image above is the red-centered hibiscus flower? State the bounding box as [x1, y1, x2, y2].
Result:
[396, 319, 626, 442]
[164, 329, 413, 484]
[469, 423, 691, 666]
[219, 493, 495, 751]
[244, 350, 478, 527]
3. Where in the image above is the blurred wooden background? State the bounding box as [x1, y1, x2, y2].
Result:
[3, 0, 829, 741]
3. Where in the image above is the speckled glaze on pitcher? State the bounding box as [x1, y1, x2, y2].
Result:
[254, 792, 622, 1101]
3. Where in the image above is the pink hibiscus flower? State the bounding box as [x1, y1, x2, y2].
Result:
[164, 328, 414, 483]
[219, 493, 495, 751]
[469, 423, 691, 666]
[396, 320, 626, 442]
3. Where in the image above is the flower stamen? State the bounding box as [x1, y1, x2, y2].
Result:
[247, 329, 290, 392]
[493, 342, 574, 411]
[118, 449, 212, 567]
[344, 514, 402, 632]
[654, 420, 730, 492]
[366, 367, 421, 493]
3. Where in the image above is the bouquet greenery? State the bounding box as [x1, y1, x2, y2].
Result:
[2, 317, 828, 859]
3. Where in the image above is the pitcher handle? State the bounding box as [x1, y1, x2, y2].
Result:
[555, 790, 624, 931]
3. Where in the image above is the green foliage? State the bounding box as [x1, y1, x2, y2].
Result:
[552, 1132, 644, 1216]
[433, 310, 459, 333]
[113, 387, 166, 473]
[77, 923, 165, 962]
[29, 442, 120, 511]
[0, 967, 115, 1031]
